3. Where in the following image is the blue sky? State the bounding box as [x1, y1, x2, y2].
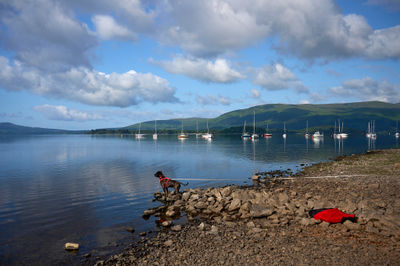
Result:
[0, 0, 399, 130]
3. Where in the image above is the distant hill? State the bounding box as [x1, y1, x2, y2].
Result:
[124, 101, 400, 134]
[0, 122, 80, 135]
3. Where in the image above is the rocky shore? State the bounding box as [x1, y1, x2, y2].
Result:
[96, 149, 400, 265]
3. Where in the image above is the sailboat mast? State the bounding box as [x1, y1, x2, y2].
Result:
[253, 111, 256, 134]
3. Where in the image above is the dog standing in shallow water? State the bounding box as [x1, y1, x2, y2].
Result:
[154, 171, 187, 200]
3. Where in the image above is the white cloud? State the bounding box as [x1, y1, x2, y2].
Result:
[0, 0, 98, 71]
[34, 105, 103, 121]
[0, 56, 179, 107]
[252, 63, 309, 93]
[299, 99, 310, 104]
[196, 94, 231, 106]
[157, 0, 400, 60]
[92, 15, 137, 41]
[329, 77, 400, 103]
[152, 56, 244, 83]
[250, 89, 261, 99]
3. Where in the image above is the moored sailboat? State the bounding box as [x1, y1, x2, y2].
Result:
[135, 123, 145, 139]
[195, 121, 202, 138]
[334, 119, 348, 139]
[177, 120, 188, 139]
[264, 123, 272, 138]
[305, 120, 309, 139]
[153, 120, 158, 140]
[366, 120, 377, 139]
[282, 122, 287, 139]
[251, 111, 259, 140]
[202, 120, 213, 140]
[241, 120, 251, 139]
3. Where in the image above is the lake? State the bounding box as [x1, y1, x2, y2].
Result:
[0, 134, 399, 264]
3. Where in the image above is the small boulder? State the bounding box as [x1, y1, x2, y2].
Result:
[171, 225, 182, 231]
[65, 243, 79, 251]
[164, 240, 173, 247]
[210, 225, 219, 234]
[161, 220, 172, 227]
[125, 226, 135, 233]
[228, 198, 241, 211]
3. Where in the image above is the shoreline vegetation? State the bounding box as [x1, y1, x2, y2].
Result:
[90, 148, 400, 265]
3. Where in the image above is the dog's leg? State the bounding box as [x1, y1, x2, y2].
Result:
[164, 187, 168, 201]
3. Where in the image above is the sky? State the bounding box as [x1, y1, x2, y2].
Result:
[0, 0, 400, 130]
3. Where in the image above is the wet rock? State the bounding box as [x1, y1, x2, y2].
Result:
[125, 226, 135, 233]
[165, 210, 176, 217]
[65, 242, 79, 251]
[161, 221, 172, 227]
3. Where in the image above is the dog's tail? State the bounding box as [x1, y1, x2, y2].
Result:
[179, 181, 189, 186]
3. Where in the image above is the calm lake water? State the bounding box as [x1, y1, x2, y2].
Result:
[0, 134, 399, 264]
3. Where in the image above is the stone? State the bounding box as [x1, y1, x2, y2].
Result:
[251, 227, 263, 233]
[65, 242, 79, 251]
[125, 226, 135, 233]
[210, 225, 219, 234]
[278, 192, 289, 204]
[198, 222, 206, 231]
[161, 221, 172, 227]
[221, 187, 232, 197]
[343, 220, 361, 231]
[143, 209, 156, 216]
[249, 205, 274, 218]
[164, 240, 173, 247]
[182, 192, 191, 201]
[171, 225, 182, 231]
[228, 198, 241, 211]
[299, 218, 311, 226]
[246, 221, 256, 228]
[165, 210, 176, 217]
[190, 194, 200, 201]
[195, 201, 208, 210]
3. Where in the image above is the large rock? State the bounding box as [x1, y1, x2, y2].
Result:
[221, 187, 232, 197]
[228, 198, 241, 211]
[195, 201, 208, 210]
[181, 192, 191, 201]
[343, 220, 361, 230]
[278, 192, 289, 204]
[248, 205, 274, 218]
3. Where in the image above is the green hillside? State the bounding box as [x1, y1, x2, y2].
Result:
[0, 122, 80, 135]
[124, 101, 400, 134]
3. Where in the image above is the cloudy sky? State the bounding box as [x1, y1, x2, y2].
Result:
[0, 0, 399, 130]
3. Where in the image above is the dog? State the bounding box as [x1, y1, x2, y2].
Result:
[154, 171, 188, 200]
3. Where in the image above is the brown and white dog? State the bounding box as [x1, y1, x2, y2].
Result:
[154, 171, 188, 199]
